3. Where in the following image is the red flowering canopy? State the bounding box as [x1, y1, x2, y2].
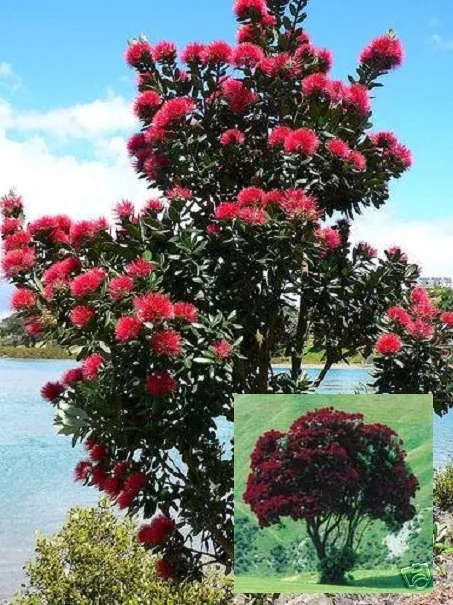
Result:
[1, 0, 418, 583]
[243, 407, 419, 583]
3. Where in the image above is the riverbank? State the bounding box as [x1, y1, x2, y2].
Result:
[0, 345, 71, 360]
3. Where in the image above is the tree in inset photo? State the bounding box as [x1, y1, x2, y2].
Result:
[242, 406, 420, 586]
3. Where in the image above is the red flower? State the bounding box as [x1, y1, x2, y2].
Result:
[387, 246, 408, 262]
[123, 472, 147, 495]
[134, 91, 162, 120]
[232, 42, 264, 68]
[151, 98, 195, 133]
[4, 231, 31, 250]
[327, 139, 350, 159]
[314, 48, 333, 72]
[70, 305, 95, 328]
[134, 293, 174, 323]
[153, 41, 177, 62]
[41, 381, 65, 403]
[155, 558, 175, 581]
[91, 465, 108, 488]
[103, 476, 121, 497]
[201, 41, 233, 65]
[166, 185, 192, 201]
[315, 227, 341, 251]
[220, 129, 245, 146]
[114, 460, 131, 478]
[115, 316, 142, 342]
[284, 128, 319, 156]
[70, 218, 109, 249]
[125, 40, 153, 67]
[108, 276, 134, 301]
[389, 143, 413, 170]
[237, 187, 264, 206]
[1, 193, 23, 217]
[86, 441, 109, 462]
[143, 198, 164, 213]
[82, 354, 104, 380]
[2, 248, 35, 277]
[25, 320, 44, 337]
[181, 42, 206, 63]
[347, 84, 371, 115]
[221, 78, 258, 113]
[442, 312, 453, 327]
[212, 339, 233, 359]
[126, 258, 155, 279]
[268, 126, 292, 148]
[1, 217, 21, 236]
[280, 189, 319, 220]
[206, 224, 220, 236]
[259, 53, 300, 78]
[114, 200, 135, 220]
[151, 329, 182, 357]
[146, 371, 177, 397]
[62, 367, 85, 386]
[214, 202, 240, 220]
[42, 257, 81, 285]
[407, 320, 434, 341]
[387, 306, 411, 327]
[302, 73, 331, 98]
[360, 35, 404, 71]
[234, 0, 267, 20]
[376, 333, 402, 355]
[238, 206, 269, 225]
[70, 268, 106, 297]
[74, 460, 92, 482]
[11, 288, 36, 311]
[173, 302, 199, 323]
[27, 216, 58, 236]
[127, 132, 146, 156]
[410, 288, 430, 305]
[370, 131, 398, 149]
[138, 515, 175, 544]
[349, 151, 367, 171]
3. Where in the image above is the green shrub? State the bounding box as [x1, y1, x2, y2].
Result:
[434, 463, 453, 511]
[13, 501, 231, 605]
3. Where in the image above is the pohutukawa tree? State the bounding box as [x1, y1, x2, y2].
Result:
[243, 407, 419, 584]
[1, 0, 417, 582]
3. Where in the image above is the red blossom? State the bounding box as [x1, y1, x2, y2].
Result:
[82, 354, 104, 381]
[370, 131, 398, 149]
[114, 200, 135, 220]
[103, 476, 122, 497]
[347, 84, 371, 115]
[407, 320, 434, 341]
[134, 91, 162, 120]
[302, 73, 331, 98]
[138, 515, 175, 544]
[146, 371, 178, 397]
[376, 333, 402, 355]
[42, 257, 81, 285]
[108, 276, 134, 301]
[62, 367, 85, 386]
[410, 288, 430, 305]
[237, 24, 263, 44]
[349, 150, 367, 171]
[315, 227, 341, 251]
[220, 129, 245, 146]
[1, 193, 23, 217]
[1, 248, 36, 277]
[237, 186, 264, 206]
[181, 42, 206, 63]
[24, 320, 44, 337]
[390, 143, 413, 170]
[259, 53, 300, 78]
[238, 206, 269, 225]
[173, 302, 199, 323]
[151, 97, 195, 133]
[221, 78, 258, 113]
[234, 0, 267, 20]
[127, 132, 147, 156]
[134, 292, 174, 323]
[70, 268, 106, 298]
[70, 305, 95, 328]
[151, 329, 182, 357]
[155, 558, 175, 580]
[74, 460, 92, 482]
[91, 465, 108, 488]
[386, 246, 408, 262]
[314, 48, 333, 72]
[387, 306, 411, 327]
[166, 185, 192, 201]
[153, 41, 177, 62]
[3, 231, 31, 251]
[125, 40, 153, 67]
[123, 472, 147, 495]
[27, 216, 58, 236]
[114, 460, 131, 478]
[41, 381, 65, 403]
[441, 312, 453, 327]
[232, 42, 264, 68]
[284, 128, 319, 156]
[212, 339, 233, 359]
[268, 126, 292, 148]
[143, 198, 164, 213]
[70, 219, 108, 249]
[201, 41, 233, 65]
[115, 316, 142, 342]
[360, 35, 404, 71]
[86, 441, 109, 462]
[1, 217, 21, 236]
[280, 189, 319, 220]
[327, 139, 350, 159]
[126, 258, 155, 279]
[214, 202, 240, 220]
[11, 288, 36, 311]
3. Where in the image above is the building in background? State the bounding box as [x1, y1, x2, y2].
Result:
[419, 277, 452, 289]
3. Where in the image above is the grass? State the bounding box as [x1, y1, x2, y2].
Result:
[272, 340, 366, 366]
[234, 394, 433, 594]
[0, 344, 72, 359]
[234, 568, 432, 594]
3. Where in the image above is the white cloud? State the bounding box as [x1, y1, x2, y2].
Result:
[0, 62, 21, 91]
[430, 33, 453, 51]
[352, 207, 453, 277]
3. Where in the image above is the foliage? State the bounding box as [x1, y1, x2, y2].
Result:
[1, 0, 416, 583]
[12, 501, 231, 605]
[434, 463, 453, 511]
[243, 407, 419, 583]
[430, 286, 453, 312]
[373, 287, 453, 415]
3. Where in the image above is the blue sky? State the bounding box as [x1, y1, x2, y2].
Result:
[0, 0, 452, 309]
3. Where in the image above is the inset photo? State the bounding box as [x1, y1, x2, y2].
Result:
[234, 394, 433, 595]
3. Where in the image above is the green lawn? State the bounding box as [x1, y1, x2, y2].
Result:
[234, 568, 432, 594]
[234, 394, 433, 594]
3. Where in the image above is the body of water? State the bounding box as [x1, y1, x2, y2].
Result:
[0, 359, 448, 600]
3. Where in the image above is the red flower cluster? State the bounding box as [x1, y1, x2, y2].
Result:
[151, 329, 182, 357]
[82, 354, 104, 380]
[2, 248, 36, 277]
[147, 97, 195, 141]
[173, 302, 199, 323]
[62, 367, 85, 386]
[232, 42, 264, 68]
[115, 316, 142, 342]
[360, 34, 404, 71]
[221, 78, 258, 113]
[138, 514, 175, 544]
[202, 40, 233, 65]
[146, 371, 177, 397]
[212, 339, 233, 360]
[108, 276, 134, 301]
[327, 139, 367, 171]
[234, 0, 268, 20]
[375, 333, 402, 355]
[220, 128, 245, 146]
[11, 288, 36, 311]
[314, 227, 342, 251]
[126, 258, 154, 279]
[70, 305, 95, 328]
[284, 128, 319, 156]
[117, 472, 147, 509]
[125, 39, 153, 68]
[134, 292, 174, 323]
[70, 268, 106, 298]
[155, 558, 174, 580]
[41, 381, 65, 403]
